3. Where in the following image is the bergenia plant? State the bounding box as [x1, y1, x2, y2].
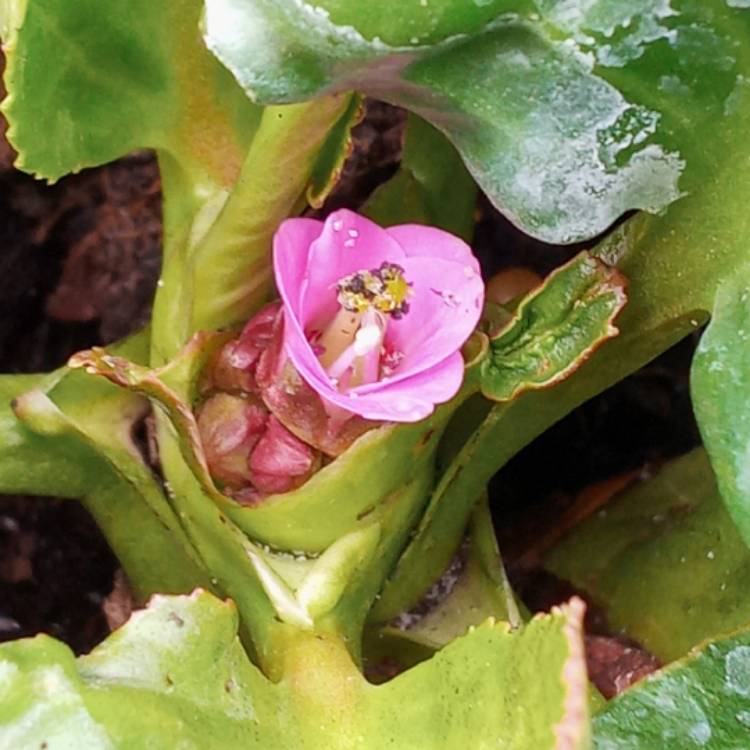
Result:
[1, 0, 750, 747]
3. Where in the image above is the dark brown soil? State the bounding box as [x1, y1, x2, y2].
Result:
[0, 81, 697, 695]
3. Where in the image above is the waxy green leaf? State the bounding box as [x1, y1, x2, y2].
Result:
[691, 276, 750, 547]
[593, 623, 750, 749]
[204, 0, 750, 243]
[0, 590, 590, 749]
[0, 335, 208, 600]
[481, 252, 627, 402]
[1, 0, 259, 186]
[0, 591, 283, 749]
[544, 450, 750, 663]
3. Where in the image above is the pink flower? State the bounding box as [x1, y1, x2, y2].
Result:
[273, 209, 484, 422]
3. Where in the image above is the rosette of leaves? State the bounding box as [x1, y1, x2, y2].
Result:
[2, 0, 750, 747]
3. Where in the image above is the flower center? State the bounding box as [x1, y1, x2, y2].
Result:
[336, 262, 412, 318]
[313, 263, 411, 390]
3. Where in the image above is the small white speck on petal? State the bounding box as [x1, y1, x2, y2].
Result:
[348, 229, 359, 238]
[344, 238, 356, 248]
[333, 220, 344, 231]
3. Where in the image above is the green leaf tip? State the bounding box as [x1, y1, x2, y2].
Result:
[480, 252, 627, 403]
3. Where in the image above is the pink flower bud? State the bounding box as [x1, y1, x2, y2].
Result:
[196, 393, 267, 488]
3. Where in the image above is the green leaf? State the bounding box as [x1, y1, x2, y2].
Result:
[375, 599, 590, 750]
[0, 334, 208, 600]
[691, 276, 750, 547]
[1, 0, 259, 185]
[307, 93, 363, 208]
[593, 624, 750, 749]
[0, 590, 590, 749]
[204, 0, 750, 243]
[544, 449, 750, 663]
[0, 591, 285, 749]
[363, 113, 477, 241]
[481, 252, 628, 402]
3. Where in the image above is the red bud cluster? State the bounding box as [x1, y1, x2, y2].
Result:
[197, 302, 376, 504]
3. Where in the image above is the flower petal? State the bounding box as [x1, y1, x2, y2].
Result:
[387, 224, 481, 274]
[302, 352, 466, 422]
[352, 255, 483, 393]
[273, 217, 324, 318]
[299, 208, 407, 330]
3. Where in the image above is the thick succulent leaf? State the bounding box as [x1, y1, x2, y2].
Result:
[544, 450, 750, 663]
[363, 113, 477, 242]
[204, 0, 750, 243]
[481, 252, 627, 402]
[691, 276, 750, 547]
[593, 624, 750, 749]
[1, 0, 259, 185]
[0, 590, 589, 749]
[0, 591, 283, 749]
[0, 334, 207, 599]
[374, 599, 590, 750]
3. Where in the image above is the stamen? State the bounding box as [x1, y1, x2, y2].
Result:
[312, 264, 412, 391]
[337, 262, 412, 317]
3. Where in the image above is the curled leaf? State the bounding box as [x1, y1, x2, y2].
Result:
[480, 252, 627, 402]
